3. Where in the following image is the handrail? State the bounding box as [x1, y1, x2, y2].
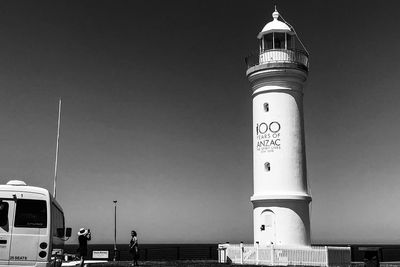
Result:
[245, 48, 309, 70]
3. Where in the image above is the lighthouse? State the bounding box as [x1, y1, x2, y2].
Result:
[246, 9, 311, 247]
[218, 8, 351, 265]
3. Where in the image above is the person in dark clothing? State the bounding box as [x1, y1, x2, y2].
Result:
[129, 230, 139, 266]
[77, 228, 91, 267]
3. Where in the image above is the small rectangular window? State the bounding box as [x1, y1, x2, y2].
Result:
[0, 201, 9, 226]
[52, 203, 65, 237]
[15, 199, 47, 228]
[265, 162, 271, 171]
[264, 103, 269, 112]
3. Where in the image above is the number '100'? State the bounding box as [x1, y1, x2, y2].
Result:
[256, 122, 281, 135]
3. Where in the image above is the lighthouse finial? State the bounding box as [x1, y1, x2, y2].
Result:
[272, 6, 279, 20]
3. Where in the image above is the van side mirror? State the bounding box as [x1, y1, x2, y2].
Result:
[65, 227, 72, 237]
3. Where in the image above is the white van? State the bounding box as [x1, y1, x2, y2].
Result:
[0, 180, 71, 267]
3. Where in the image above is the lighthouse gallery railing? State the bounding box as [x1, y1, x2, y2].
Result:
[245, 49, 309, 70]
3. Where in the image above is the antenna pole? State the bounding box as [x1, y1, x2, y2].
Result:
[53, 99, 62, 199]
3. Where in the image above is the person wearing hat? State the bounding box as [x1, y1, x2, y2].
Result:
[129, 230, 139, 266]
[77, 228, 91, 266]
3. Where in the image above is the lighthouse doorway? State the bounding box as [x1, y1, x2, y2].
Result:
[260, 209, 275, 246]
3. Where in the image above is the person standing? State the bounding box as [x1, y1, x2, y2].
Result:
[77, 228, 91, 267]
[129, 230, 139, 266]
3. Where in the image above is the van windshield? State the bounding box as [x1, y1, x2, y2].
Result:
[15, 199, 47, 228]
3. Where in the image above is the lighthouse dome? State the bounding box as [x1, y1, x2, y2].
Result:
[257, 10, 293, 39]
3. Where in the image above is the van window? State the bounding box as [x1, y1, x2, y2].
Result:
[52, 204, 65, 237]
[15, 199, 47, 228]
[0, 201, 9, 226]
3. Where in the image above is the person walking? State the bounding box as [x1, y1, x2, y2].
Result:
[77, 228, 91, 267]
[129, 230, 139, 266]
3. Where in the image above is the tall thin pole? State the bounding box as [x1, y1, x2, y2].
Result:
[113, 200, 117, 261]
[53, 99, 62, 199]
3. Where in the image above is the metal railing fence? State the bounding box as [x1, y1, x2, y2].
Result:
[219, 243, 351, 267]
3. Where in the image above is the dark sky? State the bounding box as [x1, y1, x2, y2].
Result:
[0, 0, 400, 244]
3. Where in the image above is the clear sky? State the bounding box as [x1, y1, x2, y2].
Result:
[0, 0, 400, 245]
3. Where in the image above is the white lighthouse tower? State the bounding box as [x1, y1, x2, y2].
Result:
[246, 8, 311, 247]
[218, 8, 351, 265]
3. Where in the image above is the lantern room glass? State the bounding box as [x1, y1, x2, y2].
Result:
[261, 32, 294, 51]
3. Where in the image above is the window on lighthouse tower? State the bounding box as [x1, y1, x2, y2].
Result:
[264, 103, 269, 112]
[265, 162, 271, 172]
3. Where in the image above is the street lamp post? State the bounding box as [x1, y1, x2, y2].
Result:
[113, 200, 118, 261]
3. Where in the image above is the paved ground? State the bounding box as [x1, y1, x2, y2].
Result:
[381, 262, 400, 267]
[80, 260, 374, 267]
[88, 261, 227, 267]
[64, 260, 291, 267]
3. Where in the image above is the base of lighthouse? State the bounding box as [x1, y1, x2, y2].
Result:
[218, 200, 351, 266]
[252, 197, 311, 247]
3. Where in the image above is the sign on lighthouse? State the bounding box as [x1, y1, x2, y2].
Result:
[246, 8, 311, 247]
[255, 121, 281, 153]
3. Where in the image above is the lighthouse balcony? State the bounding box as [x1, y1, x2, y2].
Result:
[245, 49, 309, 72]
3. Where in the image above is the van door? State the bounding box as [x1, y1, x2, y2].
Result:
[9, 199, 47, 264]
[0, 199, 15, 265]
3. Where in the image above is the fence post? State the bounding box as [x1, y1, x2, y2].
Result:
[325, 246, 329, 267]
[225, 242, 229, 264]
[218, 243, 229, 263]
[256, 242, 259, 265]
[176, 246, 180, 260]
[240, 242, 244, 264]
[270, 245, 274, 266]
